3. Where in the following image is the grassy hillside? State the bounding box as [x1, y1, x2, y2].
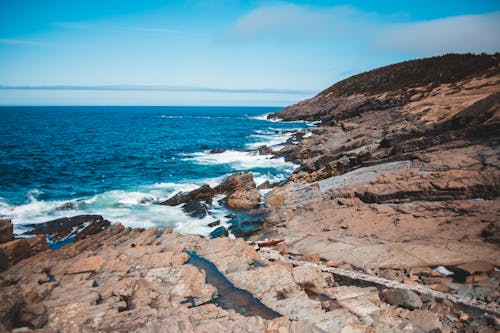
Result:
[321, 53, 499, 97]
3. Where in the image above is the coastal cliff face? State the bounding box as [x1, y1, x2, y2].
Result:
[1, 54, 499, 332]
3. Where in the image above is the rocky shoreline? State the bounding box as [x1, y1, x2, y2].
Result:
[1, 53, 499, 332]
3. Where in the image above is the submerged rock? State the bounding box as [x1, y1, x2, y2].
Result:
[210, 226, 229, 238]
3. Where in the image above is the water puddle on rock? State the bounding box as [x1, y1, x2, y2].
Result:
[185, 251, 281, 319]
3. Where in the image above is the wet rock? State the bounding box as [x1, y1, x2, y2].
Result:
[23, 215, 111, 243]
[0, 219, 14, 244]
[209, 226, 229, 238]
[207, 220, 220, 227]
[15, 303, 48, 329]
[228, 222, 262, 238]
[208, 149, 226, 154]
[381, 289, 422, 310]
[55, 201, 78, 211]
[257, 145, 275, 155]
[161, 184, 214, 206]
[182, 200, 208, 219]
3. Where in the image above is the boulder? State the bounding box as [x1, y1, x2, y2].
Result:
[257, 145, 275, 155]
[213, 172, 256, 195]
[23, 215, 111, 243]
[0, 219, 14, 244]
[161, 184, 214, 206]
[182, 200, 209, 219]
[226, 188, 261, 211]
[381, 289, 423, 310]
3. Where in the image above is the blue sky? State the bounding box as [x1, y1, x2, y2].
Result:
[0, 0, 499, 106]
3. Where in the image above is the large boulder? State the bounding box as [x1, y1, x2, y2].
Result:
[213, 172, 256, 195]
[227, 188, 261, 211]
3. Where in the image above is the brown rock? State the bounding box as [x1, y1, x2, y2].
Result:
[226, 188, 261, 211]
[161, 184, 214, 205]
[15, 303, 48, 329]
[457, 260, 495, 275]
[214, 172, 257, 194]
[299, 253, 321, 263]
[25, 234, 48, 252]
[405, 310, 444, 333]
[326, 259, 343, 267]
[381, 289, 422, 310]
[0, 239, 32, 268]
[67, 255, 104, 274]
[0, 219, 14, 244]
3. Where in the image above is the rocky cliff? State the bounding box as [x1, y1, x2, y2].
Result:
[1, 54, 499, 332]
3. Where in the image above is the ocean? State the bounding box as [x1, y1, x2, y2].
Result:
[0, 106, 312, 237]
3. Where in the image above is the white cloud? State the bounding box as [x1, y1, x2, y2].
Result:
[225, 4, 500, 54]
[225, 4, 366, 39]
[375, 12, 500, 54]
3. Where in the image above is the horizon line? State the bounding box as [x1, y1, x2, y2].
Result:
[0, 84, 317, 95]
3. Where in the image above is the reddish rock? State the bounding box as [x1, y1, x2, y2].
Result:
[0, 239, 32, 269]
[67, 255, 104, 274]
[227, 188, 261, 211]
[0, 219, 14, 244]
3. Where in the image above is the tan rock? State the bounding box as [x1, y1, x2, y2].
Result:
[67, 256, 104, 274]
[25, 234, 49, 252]
[226, 188, 261, 210]
[299, 253, 320, 263]
[457, 260, 495, 275]
[326, 259, 343, 267]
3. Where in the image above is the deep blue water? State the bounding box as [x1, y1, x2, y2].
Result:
[0, 106, 311, 235]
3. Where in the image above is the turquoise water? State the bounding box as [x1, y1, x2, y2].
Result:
[0, 106, 312, 236]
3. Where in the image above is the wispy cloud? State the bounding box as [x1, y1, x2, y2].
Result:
[224, 4, 500, 54]
[54, 21, 196, 36]
[224, 4, 365, 40]
[0, 85, 315, 95]
[0, 38, 50, 46]
[375, 12, 500, 54]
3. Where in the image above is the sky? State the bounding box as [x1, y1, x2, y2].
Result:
[0, 0, 499, 106]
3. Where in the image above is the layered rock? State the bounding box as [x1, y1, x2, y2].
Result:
[259, 54, 500, 327]
[0, 225, 472, 332]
